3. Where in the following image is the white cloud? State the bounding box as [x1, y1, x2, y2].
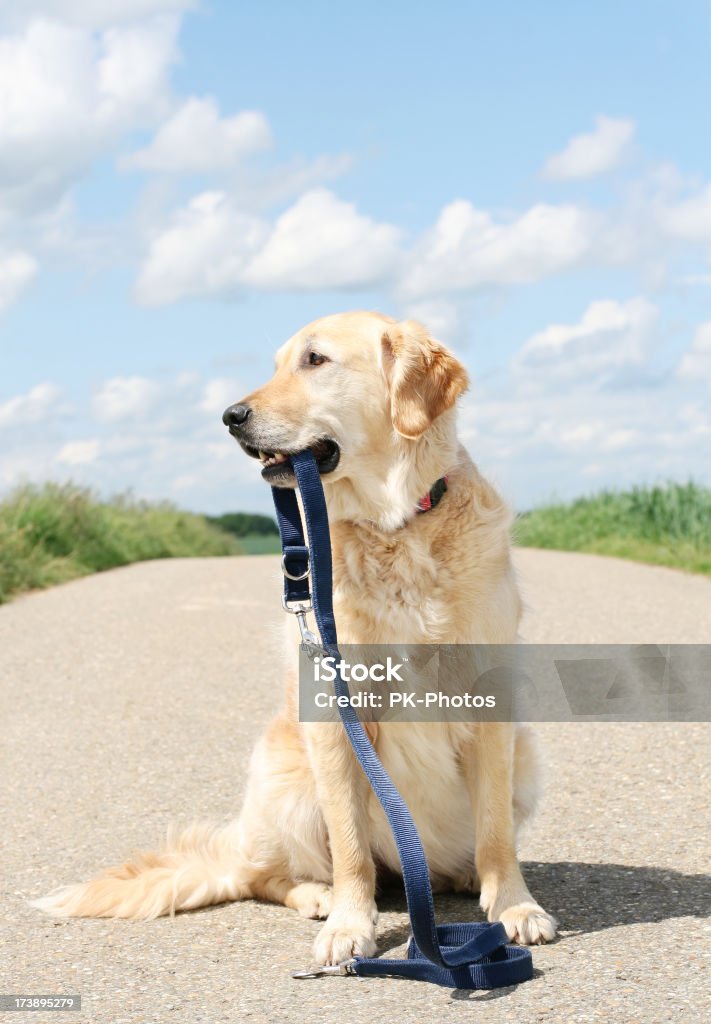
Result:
[602, 428, 641, 451]
[135, 191, 267, 305]
[98, 17, 178, 119]
[92, 376, 162, 421]
[678, 403, 711, 436]
[90, 370, 235, 429]
[2, 337, 709, 517]
[514, 297, 658, 385]
[658, 183, 711, 242]
[199, 378, 242, 415]
[136, 188, 402, 303]
[0, 15, 179, 217]
[454, 303, 711, 507]
[244, 189, 403, 291]
[0, 251, 38, 310]
[0, 1, 193, 31]
[401, 200, 594, 297]
[124, 97, 272, 173]
[0, 382, 68, 428]
[400, 298, 467, 345]
[678, 321, 711, 382]
[460, 377, 711, 509]
[56, 439, 100, 464]
[543, 115, 635, 181]
[558, 422, 603, 446]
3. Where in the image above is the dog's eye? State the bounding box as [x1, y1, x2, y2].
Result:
[308, 352, 328, 367]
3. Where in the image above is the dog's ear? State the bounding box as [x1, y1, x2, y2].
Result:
[381, 320, 469, 439]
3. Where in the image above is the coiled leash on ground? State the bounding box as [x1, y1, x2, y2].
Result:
[271, 449, 533, 990]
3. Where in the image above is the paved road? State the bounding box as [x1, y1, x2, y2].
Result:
[1, 551, 710, 1023]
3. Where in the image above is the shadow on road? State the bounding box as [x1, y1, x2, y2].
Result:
[374, 860, 711, 940]
[524, 860, 711, 933]
[369, 861, 710, 999]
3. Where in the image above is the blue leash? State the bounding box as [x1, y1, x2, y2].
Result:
[271, 449, 533, 990]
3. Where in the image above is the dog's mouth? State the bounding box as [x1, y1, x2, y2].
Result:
[237, 436, 341, 483]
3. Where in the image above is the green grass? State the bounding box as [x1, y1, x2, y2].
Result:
[236, 534, 283, 555]
[5, 478, 708, 605]
[206, 511, 279, 539]
[514, 481, 711, 575]
[0, 482, 243, 604]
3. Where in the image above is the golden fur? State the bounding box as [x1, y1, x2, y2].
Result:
[34, 311, 557, 963]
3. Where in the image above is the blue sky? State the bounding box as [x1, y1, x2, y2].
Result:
[1, 0, 710, 515]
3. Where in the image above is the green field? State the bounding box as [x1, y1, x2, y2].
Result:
[235, 534, 282, 555]
[204, 511, 279, 554]
[515, 481, 711, 575]
[0, 483, 242, 604]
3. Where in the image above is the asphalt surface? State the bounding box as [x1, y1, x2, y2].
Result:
[1, 550, 710, 1024]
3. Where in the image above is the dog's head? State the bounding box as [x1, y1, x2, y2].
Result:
[223, 311, 469, 530]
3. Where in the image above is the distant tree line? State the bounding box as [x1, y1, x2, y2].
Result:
[207, 512, 279, 537]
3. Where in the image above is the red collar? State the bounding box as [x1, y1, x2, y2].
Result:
[414, 475, 449, 514]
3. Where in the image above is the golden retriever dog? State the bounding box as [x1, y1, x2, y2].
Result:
[34, 311, 557, 963]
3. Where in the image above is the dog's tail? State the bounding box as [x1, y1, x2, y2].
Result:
[31, 822, 253, 920]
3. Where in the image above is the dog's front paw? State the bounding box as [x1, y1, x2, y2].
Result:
[495, 901, 557, 945]
[312, 905, 378, 965]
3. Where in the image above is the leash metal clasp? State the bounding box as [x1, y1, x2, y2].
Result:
[280, 595, 320, 648]
[292, 959, 357, 980]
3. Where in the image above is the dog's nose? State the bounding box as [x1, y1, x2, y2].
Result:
[222, 403, 251, 428]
